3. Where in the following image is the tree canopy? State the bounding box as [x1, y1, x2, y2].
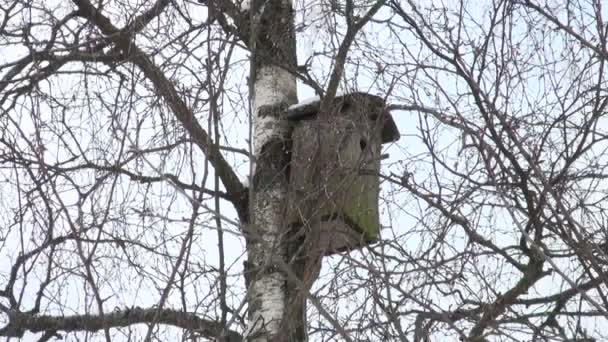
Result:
[1, 0, 608, 341]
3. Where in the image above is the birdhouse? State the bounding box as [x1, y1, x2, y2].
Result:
[286, 92, 400, 255]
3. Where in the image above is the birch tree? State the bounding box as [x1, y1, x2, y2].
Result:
[246, 0, 301, 340]
[3, 0, 608, 342]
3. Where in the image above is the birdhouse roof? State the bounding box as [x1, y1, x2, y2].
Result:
[286, 92, 400, 143]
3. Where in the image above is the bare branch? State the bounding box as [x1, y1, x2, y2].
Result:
[0, 308, 242, 342]
[71, 0, 248, 220]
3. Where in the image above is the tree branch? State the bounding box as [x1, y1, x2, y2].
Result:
[201, 0, 251, 46]
[71, 0, 248, 221]
[0, 307, 242, 342]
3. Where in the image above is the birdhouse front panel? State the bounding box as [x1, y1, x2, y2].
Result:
[286, 93, 392, 255]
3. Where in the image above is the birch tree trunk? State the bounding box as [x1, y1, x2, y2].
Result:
[246, 0, 302, 341]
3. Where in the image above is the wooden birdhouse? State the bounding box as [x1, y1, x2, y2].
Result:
[286, 92, 400, 255]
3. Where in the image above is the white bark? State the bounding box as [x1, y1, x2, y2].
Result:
[248, 39, 297, 342]
[247, 64, 296, 340]
[247, 187, 287, 342]
[248, 273, 285, 337]
[252, 66, 296, 156]
[247, 0, 299, 338]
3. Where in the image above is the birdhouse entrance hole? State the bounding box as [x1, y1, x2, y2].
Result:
[359, 138, 367, 151]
